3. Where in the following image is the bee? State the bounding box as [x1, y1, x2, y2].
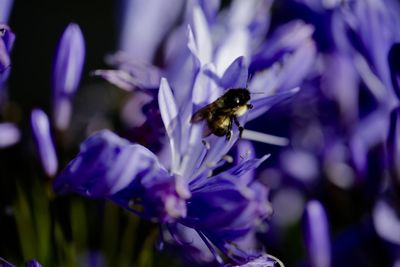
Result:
[190, 88, 253, 140]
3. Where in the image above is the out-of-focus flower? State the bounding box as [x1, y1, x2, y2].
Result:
[31, 109, 58, 177]
[0, 24, 19, 149]
[0, 0, 14, 23]
[0, 24, 15, 89]
[0, 258, 42, 267]
[24, 260, 42, 267]
[303, 200, 331, 267]
[0, 122, 20, 148]
[372, 198, 400, 246]
[52, 23, 85, 131]
[118, 0, 185, 63]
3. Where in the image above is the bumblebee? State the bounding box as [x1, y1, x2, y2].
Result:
[190, 88, 253, 140]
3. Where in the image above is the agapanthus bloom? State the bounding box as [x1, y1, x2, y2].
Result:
[53, 1, 317, 265]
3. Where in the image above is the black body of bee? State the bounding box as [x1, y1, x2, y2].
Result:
[190, 88, 253, 140]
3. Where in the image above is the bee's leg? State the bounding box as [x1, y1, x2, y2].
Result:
[247, 104, 253, 110]
[233, 116, 244, 138]
[226, 117, 233, 141]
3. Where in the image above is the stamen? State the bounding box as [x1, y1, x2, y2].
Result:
[222, 155, 233, 163]
[166, 224, 194, 246]
[196, 231, 225, 266]
[239, 149, 252, 160]
[241, 129, 289, 146]
[266, 254, 285, 267]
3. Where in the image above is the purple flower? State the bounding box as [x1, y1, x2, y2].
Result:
[55, 70, 280, 264]
[52, 23, 85, 130]
[303, 200, 331, 267]
[31, 109, 58, 176]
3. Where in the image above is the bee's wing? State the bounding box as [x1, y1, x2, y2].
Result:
[190, 105, 213, 123]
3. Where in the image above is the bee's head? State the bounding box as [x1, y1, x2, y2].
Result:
[224, 88, 251, 108]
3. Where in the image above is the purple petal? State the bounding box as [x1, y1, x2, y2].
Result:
[195, 0, 220, 23]
[98, 52, 163, 90]
[111, 166, 188, 222]
[321, 53, 360, 122]
[220, 56, 248, 89]
[252, 20, 314, 71]
[54, 130, 151, 196]
[158, 78, 181, 172]
[25, 260, 42, 267]
[53, 23, 85, 95]
[275, 40, 316, 92]
[303, 200, 331, 267]
[350, 110, 389, 173]
[52, 23, 85, 130]
[294, 0, 341, 12]
[248, 87, 300, 121]
[186, 157, 270, 240]
[31, 109, 58, 176]
[0, 122, 20, 148]
[119, 0, 184, 63]
[192, 65, 220, 107]
[215, 29, 249, 75]
[120, 92, 153, 128]
[188, 5, 212, 66]
[226, 0, 272, 47]
[183, 175, 269, 241]
[0, 0, 14, 23]
[55, 130, 187, 222]
[373, 199, 400, 245]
